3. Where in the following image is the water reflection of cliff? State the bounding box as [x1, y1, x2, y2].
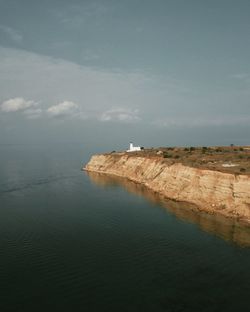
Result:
[86, 172, 250, 248]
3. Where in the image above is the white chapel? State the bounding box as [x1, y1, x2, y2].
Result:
[127, 142, 142, 152]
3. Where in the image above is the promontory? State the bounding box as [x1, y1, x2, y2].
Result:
[84, 146, 250, 224]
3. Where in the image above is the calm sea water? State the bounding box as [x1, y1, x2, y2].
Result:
[1, 143, 250, 312]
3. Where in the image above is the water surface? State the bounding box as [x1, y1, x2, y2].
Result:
[1, 143, 250, 311]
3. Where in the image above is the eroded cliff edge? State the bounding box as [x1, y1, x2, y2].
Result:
[84, 153, 250, 223]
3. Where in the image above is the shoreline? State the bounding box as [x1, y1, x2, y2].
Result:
[84, 151, 250, 225]
[86, 171, 250, 247]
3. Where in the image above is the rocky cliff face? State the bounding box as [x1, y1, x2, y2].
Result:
[84, 153, 250, 222]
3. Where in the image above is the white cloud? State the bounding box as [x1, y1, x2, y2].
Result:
[1, 48, 249, 130]
[47, 101, 78, 117]
[0, 25, 23, 43]
[1, 97, 80, 120]
[0, 47, 159, 115]
[1, 97, 36, 112]
[100, 108, 140, 123]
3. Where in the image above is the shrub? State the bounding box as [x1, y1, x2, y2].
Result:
[174, 155, 180, 159]
[240, 168, 246, 172]
[163, 152, 172, 158]
[215, 148, 222, 152]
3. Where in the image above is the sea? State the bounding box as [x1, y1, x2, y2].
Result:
[1, 143, 250, 312]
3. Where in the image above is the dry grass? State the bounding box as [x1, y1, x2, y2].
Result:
[108, 146, 250, 175]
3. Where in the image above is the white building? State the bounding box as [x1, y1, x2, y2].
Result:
[127, 142, 142, 152]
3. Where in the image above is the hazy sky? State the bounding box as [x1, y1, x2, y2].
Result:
[0, 0, 250, 150]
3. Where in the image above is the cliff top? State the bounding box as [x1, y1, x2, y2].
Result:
[103, 146, 250, 175]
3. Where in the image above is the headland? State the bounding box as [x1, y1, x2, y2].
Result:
[84, 146, 250, 224]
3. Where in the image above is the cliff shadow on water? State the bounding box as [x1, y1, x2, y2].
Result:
[85, 171, 250, 248]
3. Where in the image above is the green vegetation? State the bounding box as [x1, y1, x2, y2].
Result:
[163, 152, 172, 158]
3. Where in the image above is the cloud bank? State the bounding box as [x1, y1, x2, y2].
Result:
[1, 47, 250, 136]
[0, 47, 153, 124]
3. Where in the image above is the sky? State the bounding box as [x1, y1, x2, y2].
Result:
[0, 0, 250, 150]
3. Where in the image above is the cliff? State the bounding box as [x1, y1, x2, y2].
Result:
[87, 171, 250, 247]
[84, 153, 250, 223]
